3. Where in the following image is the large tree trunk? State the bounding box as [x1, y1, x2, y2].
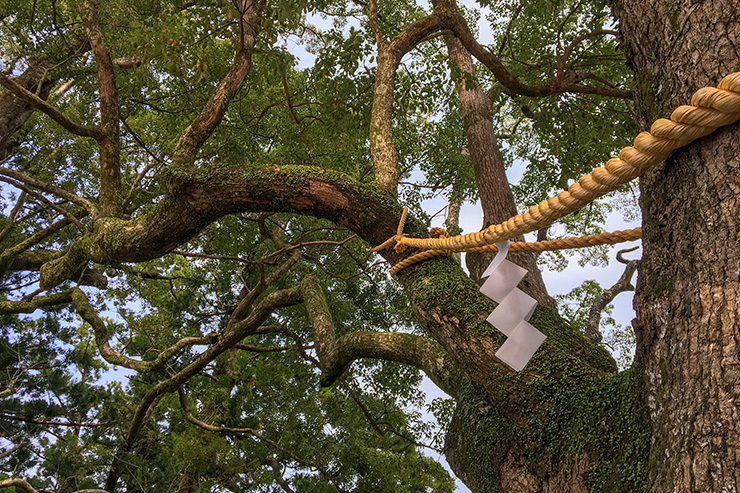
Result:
[610, 0, 740, 491]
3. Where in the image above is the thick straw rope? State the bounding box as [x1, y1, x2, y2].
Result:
[389, 227, 642, 276]
[380, 72, 740, 254]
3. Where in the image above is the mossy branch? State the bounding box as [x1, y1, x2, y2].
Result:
[300, 275, 460, 397]
[0, 290, 74, 315]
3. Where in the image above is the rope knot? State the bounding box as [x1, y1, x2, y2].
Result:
[429, 227, 449, 239]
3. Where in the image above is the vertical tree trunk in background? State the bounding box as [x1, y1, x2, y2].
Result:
[445, 195, 463, 264]
[443, 34, 556, 308]
[611, 1, 740, 490]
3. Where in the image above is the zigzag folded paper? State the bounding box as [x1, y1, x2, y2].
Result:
[480, 242, 546, 371]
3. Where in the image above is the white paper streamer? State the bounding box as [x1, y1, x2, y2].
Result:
[480, 241, 546, 371]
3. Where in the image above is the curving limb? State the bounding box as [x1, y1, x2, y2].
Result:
[432, 0, 632, 99]
[300, 274, 460, 397]
[0, 290, 74, 315]
[71, 287, 220, 372]
[368, 4, 441, 196]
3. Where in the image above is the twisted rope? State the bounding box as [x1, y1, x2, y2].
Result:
[382, 72, 740, 254]
[389, 227, 642, 276]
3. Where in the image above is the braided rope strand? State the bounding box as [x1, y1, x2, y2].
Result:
[390, 72, 740, 253]
[389, 228, 642, 276]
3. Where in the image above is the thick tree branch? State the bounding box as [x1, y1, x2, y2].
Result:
[6, 249, 106, 289]
[0, 290, 73, 315]
[82, 1, 123, 216]
[171, 3, 260, 166]
[387, 14, 441, 60]
[0, 73, 105, 140]
[36, 165, 614, 400]
[443, 33, 555, 307]
[369, 14, 440, 196]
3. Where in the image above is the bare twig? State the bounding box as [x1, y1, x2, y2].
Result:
[586, 246, 640, 343]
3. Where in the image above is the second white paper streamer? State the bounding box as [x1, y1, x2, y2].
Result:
[479, 241, 546, 371]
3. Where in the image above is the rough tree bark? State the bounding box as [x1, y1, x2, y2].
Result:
[610, 0, 740, 491]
